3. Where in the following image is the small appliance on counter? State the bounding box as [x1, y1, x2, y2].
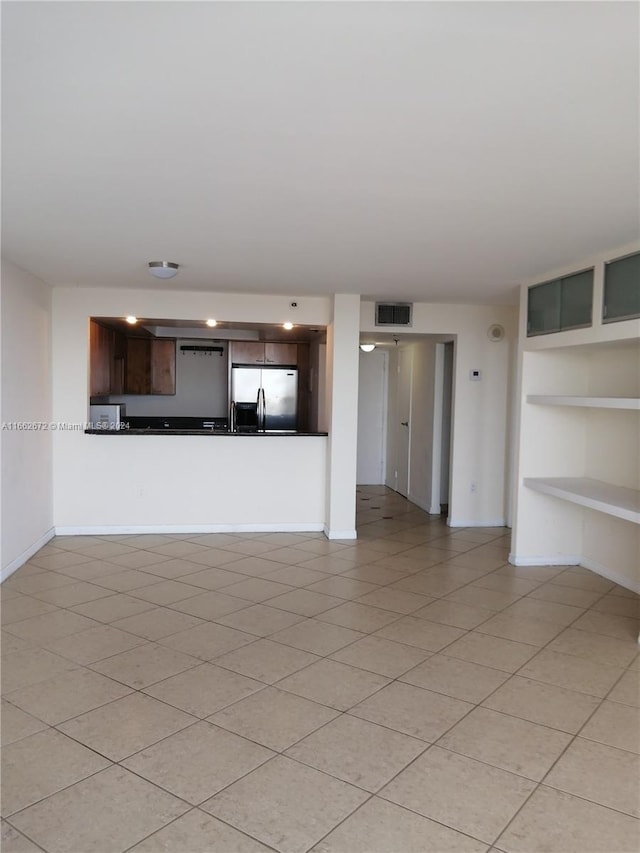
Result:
[89, 404, 127, 430]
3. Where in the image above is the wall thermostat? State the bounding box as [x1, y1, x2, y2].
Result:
[470, 369, 482, 381]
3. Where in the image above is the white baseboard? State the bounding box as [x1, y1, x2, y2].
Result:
[508, 553, 582, 567]
[508, 552, 640, 594]
[580, 556, 640, 594]
[406, 494, 441, 516]
[324, 526, 357, 540]
[1, 527, 55, 583]
[55, 523, 326, 536]
[447, 518, 508, 528]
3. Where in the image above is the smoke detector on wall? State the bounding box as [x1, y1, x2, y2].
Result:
[487, 324, 505, 342]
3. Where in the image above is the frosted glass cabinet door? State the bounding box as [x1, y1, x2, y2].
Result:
[560, 269, 593, 330]
[604, 252, 640, 323]
[527, 269, 593, 336]
[527, 280, 561, 335]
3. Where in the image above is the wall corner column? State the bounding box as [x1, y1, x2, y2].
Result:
[325, 294, 360, 539]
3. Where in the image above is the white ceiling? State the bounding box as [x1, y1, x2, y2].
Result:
[2, 1, 638, 304]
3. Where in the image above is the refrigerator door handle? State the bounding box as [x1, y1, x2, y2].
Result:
[261, 388, 266, 430]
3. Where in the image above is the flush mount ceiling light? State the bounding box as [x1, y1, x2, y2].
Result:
[283, 322, 294, 330]
[360, 344, 376, 352]
[125, 316, 138, 324]
[148, 261, 179, 280]
[206, 318, 218, 328]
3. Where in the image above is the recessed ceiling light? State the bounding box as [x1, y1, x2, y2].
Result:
[126, 316, 138, 324]
[359, 344, 376, 352]
[283, 322, 294, 330]
[206, 318, 217, 327]
[148, 261, 179, 279]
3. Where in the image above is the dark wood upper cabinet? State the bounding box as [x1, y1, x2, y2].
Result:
[150, 339, 176, 394]
[111, 331, 126, 395]
[265, 342, 297, 365]
[230, 341, 267, 364]
[125, 338, 151, 395]
[125, 338, 176, 395]
[231, 341, 297, 365]
[89, 320, 114, 396]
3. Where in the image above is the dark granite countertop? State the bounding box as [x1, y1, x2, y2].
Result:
[85, 415, 326, 436]
[85, 429, 328, 436]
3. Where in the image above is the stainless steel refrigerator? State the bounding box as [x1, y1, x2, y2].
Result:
[231, 366, 298, 431]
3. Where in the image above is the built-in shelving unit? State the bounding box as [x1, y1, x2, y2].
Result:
[527, 395, 640, 410]
[511, 245, 640, 592]
[524, 477, 640, 525]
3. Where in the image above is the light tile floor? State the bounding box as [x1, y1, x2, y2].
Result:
[1, 486, 639, 853]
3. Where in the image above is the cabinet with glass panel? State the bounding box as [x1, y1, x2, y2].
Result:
[526, 268, 594, 336]
[603, 250, 640, 324]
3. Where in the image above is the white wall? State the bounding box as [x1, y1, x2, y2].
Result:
[52, 287, 331, 532]
[363, 301, 518, 527]
[56, 434, 326, 532]
[325, 294, 361, 538]
[1, 259, 54, 577]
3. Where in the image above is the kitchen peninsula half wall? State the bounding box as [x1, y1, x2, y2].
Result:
[88, 317, 326, 433]
[51, 290, 357, 541]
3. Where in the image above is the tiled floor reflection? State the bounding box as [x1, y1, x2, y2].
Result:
[1, 486, 638, 852]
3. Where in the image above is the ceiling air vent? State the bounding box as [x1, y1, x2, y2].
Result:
[375, 302, 413, 327]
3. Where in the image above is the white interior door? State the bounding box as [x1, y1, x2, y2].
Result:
[356, 350, 387, 484]
[396, 348, 412, 497]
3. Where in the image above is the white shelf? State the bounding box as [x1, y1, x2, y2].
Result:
[524, 477, 640, 524]
[527, 395, 640, 410]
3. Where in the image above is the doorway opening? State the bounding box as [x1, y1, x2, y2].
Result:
[356, 334, 455, 521]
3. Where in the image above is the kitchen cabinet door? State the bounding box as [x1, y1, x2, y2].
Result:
[231, 342, 266, 364]
[111, 332, 126, 395]
[125, 338, 176, 394]
[265, 342, 297, 365]
[89, 320, 114, 396]
[125, 338, 151, 394]
[150, 339, 176, 394]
